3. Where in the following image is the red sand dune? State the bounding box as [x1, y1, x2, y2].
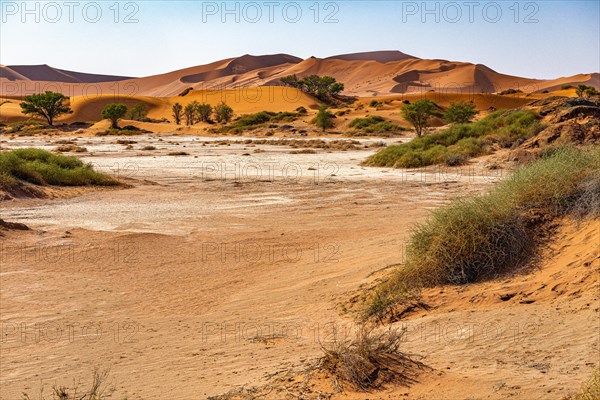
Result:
[0, 52, 598, 98]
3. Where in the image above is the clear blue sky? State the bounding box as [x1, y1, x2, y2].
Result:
[1, 1, 598, 79]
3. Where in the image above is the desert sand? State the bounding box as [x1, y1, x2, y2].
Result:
[1, 49, 599, 399]
[0, 132, 598, 399]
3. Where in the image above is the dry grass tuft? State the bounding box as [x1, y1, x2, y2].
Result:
[318, 325, 425, 391]
[21, 368, 119, 400]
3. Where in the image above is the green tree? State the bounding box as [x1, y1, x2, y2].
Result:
[195, 103, 213, 123]
[184, 102, 197, 126]
[280, 74, 344, 101]
[314, 105, 335, 132]
[172, 103, 183, 125]
[576, 85, 599, 97]
[443, 101, 479, 124]
[101, 104, 128, 129]
[129, 103, 147, 121]
[401, 99, 437, 137]
[19, 91, 72, 126]
[214, 102, 234, 124]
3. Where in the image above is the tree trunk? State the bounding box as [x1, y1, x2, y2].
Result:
[111, 120, 119, 129]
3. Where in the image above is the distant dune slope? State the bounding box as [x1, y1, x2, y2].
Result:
[0, 87, 319, 123]
[0, 52, 598, 98]
[3, 64, 133, 83]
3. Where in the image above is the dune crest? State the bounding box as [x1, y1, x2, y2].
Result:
[1, 51, 598, 97]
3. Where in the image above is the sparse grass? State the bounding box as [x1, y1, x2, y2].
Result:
[55, 145, 87, 153]
[573, 366, 600, 400]
[21, 368, 119, 400]
[96, 128, 147, 136]
[318, 325, 423, 391]
[216, 110, 303, 134]
[366, 110, 544, 168]
[0, 148, 118, 189]
[215, 138, 364, 151]
[347, 116, 406, 136]
[363, 146, 600, 320]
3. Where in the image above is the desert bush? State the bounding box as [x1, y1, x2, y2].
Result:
[364, 147, 600, 319]
[569, 176, 600, 220]
[498, 88, 523, 95]
[348, 116, 405, 135]
[561, 84, 574, 90]
[318, 325, 421, 391]
[217, 110, 302, 134]
[313, 106, 335, 131]
[576, 85, 599, 98]
[55, 145, 87, 153]
[443, 101, 479, 124]
[0, 148, 118, 188]
[366, 110, 542, 168]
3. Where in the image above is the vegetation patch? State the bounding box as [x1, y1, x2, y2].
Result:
[363, 146, 600, 321]
[0, 148, 119, 190]
[572, 365, 600, 400]
[347, 116, 406, 136]
[55, 145, 87, 153]
[21, 368, 117, 400]
[215, 110, 303, 134]
[365, 110, 543, 168]
[318, 325, 425, 391]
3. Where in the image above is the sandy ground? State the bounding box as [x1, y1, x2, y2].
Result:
[0, 135, 598, 399]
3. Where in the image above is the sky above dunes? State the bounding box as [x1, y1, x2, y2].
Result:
[1, 1, 598, 79]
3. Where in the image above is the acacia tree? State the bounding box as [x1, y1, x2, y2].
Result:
[214, 102, 234, 124]
[101, 104, 128, 129]
[401, 99, 437, 137]
[443, 101, 479, 124]
[195, 103, 213, 123]
[129, 103, 147, 120]
[314, 105, 335, 132]
[280, 74, 344, 102]
[184, 102, 197, 126]
[172, 103, 183, 125]
[576, 85, 599, 98]
[19, 91, 72, 126]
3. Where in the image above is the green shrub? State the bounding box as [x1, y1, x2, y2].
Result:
[0, 149, 119, 189]
[363, 146, 600, 319]
[218, 110, 302, 133]
[366, 110, 542, 168]
[348, 116, 404, 136]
